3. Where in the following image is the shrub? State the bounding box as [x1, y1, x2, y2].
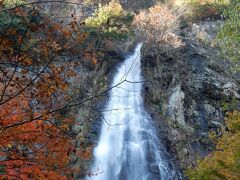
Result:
[186, 111, 240, 179]
[217, 0, 240, 72]
[133, 3, 185, 54]
[0, 0, 26, 29]
[2, 0, 25, 7]
[184, 0, 229, 21]
[85, 0, 134, 39]
[85, 0, 123, 28]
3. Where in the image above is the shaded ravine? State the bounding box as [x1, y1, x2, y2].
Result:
[87, 44, 180, 180]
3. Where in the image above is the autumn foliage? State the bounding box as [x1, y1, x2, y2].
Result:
[186, 111, 240, 179]
[133, 3, 185, 55]
[0, 1, 94, 179]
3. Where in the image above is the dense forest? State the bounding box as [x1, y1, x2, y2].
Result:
[0, 0, 239, 179]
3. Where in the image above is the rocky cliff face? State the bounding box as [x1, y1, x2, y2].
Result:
[141, 20, 240, 171]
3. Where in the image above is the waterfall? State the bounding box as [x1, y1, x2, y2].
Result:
[87, 43, 179, 180]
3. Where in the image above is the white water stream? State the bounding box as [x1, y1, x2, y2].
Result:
[87, 44, 178, 180]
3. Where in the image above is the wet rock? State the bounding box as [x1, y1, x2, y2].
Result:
[148, 164, 161, 174]
[147, 164, 161, 180]
[148, 174, 161, 180]
[139, 130, 149, 140]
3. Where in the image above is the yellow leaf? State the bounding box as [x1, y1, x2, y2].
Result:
[7, 144, 12, 148]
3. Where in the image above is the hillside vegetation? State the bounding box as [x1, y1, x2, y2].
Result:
[0, 0, 239, 179]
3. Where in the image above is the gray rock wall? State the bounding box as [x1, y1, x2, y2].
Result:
[141, 22, 240, 171]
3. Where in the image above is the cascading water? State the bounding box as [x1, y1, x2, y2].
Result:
[87, 44, 179, 180]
